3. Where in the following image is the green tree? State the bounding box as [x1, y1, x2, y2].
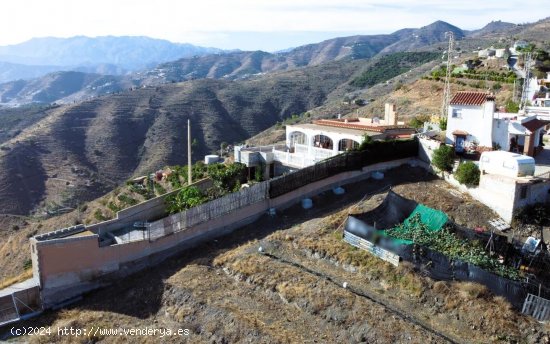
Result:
[409, 114, 431, 129]
[431, 145, 454, 172]
[358, 133, 374, 151]
[455, 161, 480, 186]
[165, 186, 207, 213]
[439, 117, 447, 131]
[505, 99, 519, 113]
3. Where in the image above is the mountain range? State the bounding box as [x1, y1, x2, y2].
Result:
[0, 20, 477, 106]
[0, 36, 223, 83]
[0, 17, 549, 215]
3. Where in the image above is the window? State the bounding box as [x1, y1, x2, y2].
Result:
[520, 185, 528, 199]
[452, 108, 461, 118]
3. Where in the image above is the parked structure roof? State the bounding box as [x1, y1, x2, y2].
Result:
[522, 118, 549, 133]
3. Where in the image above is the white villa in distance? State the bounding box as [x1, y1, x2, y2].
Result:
[524, 72, 550, 119]
[235, 103, 415, 178]
[445, 91, 548, 156]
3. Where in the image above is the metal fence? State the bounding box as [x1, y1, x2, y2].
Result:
[522, 293, 550, 322]
[0, 286, 41, 326]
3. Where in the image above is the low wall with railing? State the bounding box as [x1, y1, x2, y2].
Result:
[32, 140, 420, 308]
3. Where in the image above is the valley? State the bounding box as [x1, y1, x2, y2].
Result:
[0, 13, 550, 342]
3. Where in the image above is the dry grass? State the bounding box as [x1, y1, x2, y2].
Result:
[0, 269, 33, 289]
[456, 281, 490, 300]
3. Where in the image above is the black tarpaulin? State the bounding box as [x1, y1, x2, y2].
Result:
[353, 190, 418, 230]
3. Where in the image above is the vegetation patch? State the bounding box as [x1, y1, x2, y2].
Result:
[350, 52, 439, 88]
[386, 214, 520, 280]
[455, 161, 480, 186]
[431, 145, 454, 172]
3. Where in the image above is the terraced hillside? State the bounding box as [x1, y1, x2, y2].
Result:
[0, 59, 365, 215]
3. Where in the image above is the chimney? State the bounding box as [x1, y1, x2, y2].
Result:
[384, 103, 397, 125]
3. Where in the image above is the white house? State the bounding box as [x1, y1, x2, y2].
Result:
[523, 73, 550, 119]
[445, 91, 548, 156]
[235, 104, 415, 176]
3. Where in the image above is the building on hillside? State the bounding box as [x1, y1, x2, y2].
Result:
[235, 103, 416, 176]
[513, 40, 529, 51]
[445, 91, 548, 156]
[419, 136, 550, 223]
[521, 73, 550, 119]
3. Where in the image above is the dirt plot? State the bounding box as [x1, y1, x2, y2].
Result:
[4, 166, 550, 343]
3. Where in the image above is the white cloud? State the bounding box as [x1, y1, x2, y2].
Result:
[0, 0, 548, 49]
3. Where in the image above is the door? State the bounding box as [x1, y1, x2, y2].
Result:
[455, 136, 465, 153]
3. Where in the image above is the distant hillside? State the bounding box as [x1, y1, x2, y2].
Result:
[0, 36, 223, 83]
[0, 61, 64, 83]
[380, 21, 465, 53]
[349, 52, 440, 88]
[148, 21, 462, 83]
[4, 19, 547, 107]
[0, 71, 137, 105]
[467, 20, 518, 38]
[0, 59, 365, 215]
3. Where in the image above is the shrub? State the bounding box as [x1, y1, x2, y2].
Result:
[165, 186, 207, 214]
[455, 161, 480, 186]
[431, 145, 454, 172]
[439, 117, 447, 131]
[23, 259, 32, 270]
[94, 209, 107, 221]
[358, 134, 374, 151]
[409, 114, 430, 129]
[505, 99, 519, 113]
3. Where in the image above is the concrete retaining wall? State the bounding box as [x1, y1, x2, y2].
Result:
[418, 137, 442, 164]
[33, 159, 417, 307]
[443, 171, 550, 223]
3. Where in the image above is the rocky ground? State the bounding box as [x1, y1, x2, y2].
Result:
[2, 166, 549, 343]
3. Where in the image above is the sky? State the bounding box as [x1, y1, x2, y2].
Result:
[1, 0, 549, 51]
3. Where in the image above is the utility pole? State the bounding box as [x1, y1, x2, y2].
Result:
[187, 119, 192, 185]
[440, 31, 454, 120]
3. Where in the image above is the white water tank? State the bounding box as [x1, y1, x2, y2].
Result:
[204, 155, 219, 165]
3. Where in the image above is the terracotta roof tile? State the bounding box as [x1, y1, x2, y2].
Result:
[312, 119, 412, 133]
[450, 91, 491, 106]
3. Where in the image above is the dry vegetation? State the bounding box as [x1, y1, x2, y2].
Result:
[3, 166, 549, 343]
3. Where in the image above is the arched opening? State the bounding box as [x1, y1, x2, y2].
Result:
[289, 131, 307, 147]
[313, 135, 333, 150]
[338, 139, 360, 151]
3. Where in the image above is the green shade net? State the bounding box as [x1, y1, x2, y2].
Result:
[381, 204, 448, 245]
[406, 204, 448, 232]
